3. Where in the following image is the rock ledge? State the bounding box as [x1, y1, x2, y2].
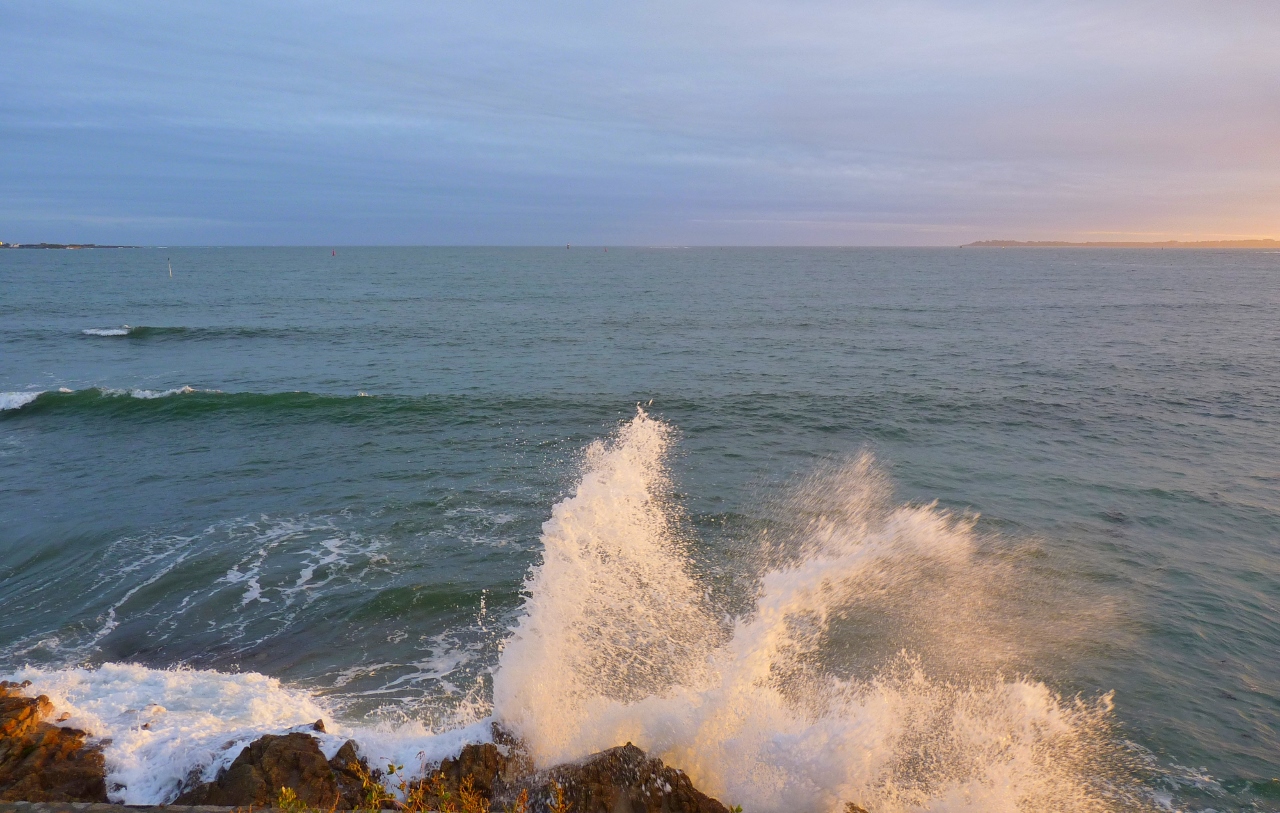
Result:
[0, 682, 107, 804]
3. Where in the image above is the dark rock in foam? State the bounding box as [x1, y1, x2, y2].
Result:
[415, 725, 729, 813]
[1, 686, 741, 813]
[181, 724, 735, 812]
[505, 742, 731, 813]
[173, 730, 370, 808]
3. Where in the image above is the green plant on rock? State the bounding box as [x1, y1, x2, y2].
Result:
[346, 758, 396, 811]
[414, 771, 455, 813]
[400, 770, 432, 813]
[276, 786, 303, 813]
[387, 765, 486, 813]
[276, 785, 332, 813]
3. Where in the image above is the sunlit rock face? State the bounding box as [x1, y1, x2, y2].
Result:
[0, 681, 108, 803]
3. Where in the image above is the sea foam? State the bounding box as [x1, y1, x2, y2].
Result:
[4, 664, 492, 805]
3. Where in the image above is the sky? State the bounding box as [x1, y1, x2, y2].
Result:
[2, 1, 1278, 246]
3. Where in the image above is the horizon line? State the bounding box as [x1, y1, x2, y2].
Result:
[4, 241, 1279, 250]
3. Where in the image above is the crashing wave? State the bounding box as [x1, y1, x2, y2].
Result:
[493, 410, 1142, 812]
[4, 410, 1150, 811]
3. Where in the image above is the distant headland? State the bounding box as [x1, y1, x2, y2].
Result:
[0, 242, 136, 249]
[964, 239, 1280, 248]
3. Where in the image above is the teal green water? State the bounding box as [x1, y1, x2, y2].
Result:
[1, 247, 1278, 810]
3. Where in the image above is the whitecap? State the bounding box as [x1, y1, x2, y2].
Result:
[82, 327, 131, 336]
[0, 391, 43, 411]
[126, 385, 197, 399]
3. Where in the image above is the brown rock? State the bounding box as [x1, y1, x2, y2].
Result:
[0, 681, 108, 803]
[330, 739, 377, 809]
[409, 723, 534, 810]
[497, 742, 730, 813]
[473, 742, 732, 813]
[173, 731, 341, 807]
[433, 740, 534, 798]
[414, 728, 728, 813]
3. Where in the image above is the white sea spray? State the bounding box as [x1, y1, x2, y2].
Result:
[492, 410, 1140, 813]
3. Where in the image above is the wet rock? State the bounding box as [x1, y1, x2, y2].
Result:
[0, 681, 108, 803]
[439, 737, 534, 797]
[410, 723, 535, 809]
[415, 727, 728, 813]
[496, 742, 730, 813]
[330, 739, 377, 809]
[173, 732, 343, 807]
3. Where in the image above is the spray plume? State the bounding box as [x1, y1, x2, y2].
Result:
[493, 410, 1150, 813]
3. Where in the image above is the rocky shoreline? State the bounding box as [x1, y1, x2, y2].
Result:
[0, 683, 107, 804]
[0, 682, 883, 813]
[0, 682, 747, 813]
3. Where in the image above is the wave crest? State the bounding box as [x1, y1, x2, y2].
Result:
[0, 391, 44, 411]
[0, 386, 210, 414]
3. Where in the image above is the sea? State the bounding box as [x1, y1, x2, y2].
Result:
[1, 247, 1276, 812]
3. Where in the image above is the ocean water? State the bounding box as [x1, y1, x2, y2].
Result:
[1, 247, 1277, 811]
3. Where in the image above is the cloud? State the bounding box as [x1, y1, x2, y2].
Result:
[2, 0, 1277, 244]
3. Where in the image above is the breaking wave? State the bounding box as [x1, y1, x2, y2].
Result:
[0, 391, 46, 411]
[492, 409, 1147, 812]
[0, 387, 424, 417]
[0, 388, 615, 421]
[4, 410, 1151, 811]
[0, 386, 211, 413]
